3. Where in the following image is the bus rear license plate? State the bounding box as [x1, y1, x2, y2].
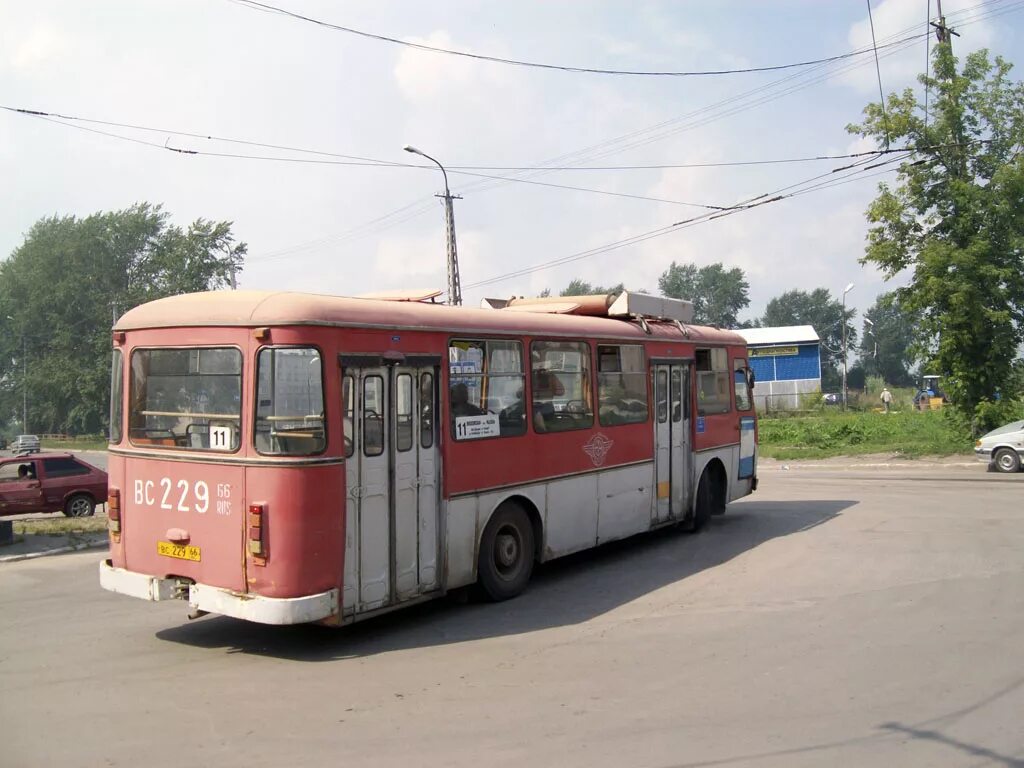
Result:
[157, 541, 201, 562]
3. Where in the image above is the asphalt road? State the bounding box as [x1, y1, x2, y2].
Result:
[2, 464, 1023, 768]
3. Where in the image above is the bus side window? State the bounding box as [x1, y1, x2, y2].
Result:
[343, 375, 354, 458]
[396, 374, 413, 452]
[597, 344, 648, 427]
[363, 376, 384, 457]
[670, 368, 682, 423]
[733, 359, 753, 412]
[420, 373, 434, 449]
[531, 340, 593, 433]
[695, 347, 731, 416]
[656, 370, 668, 423]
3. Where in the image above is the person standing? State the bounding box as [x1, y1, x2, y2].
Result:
[880, 386, 893, 413]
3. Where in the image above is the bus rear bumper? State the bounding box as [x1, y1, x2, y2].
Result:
[99, 560, 339, 625]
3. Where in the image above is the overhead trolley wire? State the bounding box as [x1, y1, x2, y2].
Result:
[229, 0, 932, 78]
[462, 154, 914, 290]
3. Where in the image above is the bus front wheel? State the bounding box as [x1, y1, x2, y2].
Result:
[478, 503, 535, 601]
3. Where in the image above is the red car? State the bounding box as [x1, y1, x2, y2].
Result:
[0, 453, 108, 518]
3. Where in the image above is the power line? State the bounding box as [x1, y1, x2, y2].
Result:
[298, 0, 1015, 261]
[925, 0, 933, 129]
[245, 0, 1019, 262]
[5, 105, 987, 229]
[866, 0, 892, 148]
[463, 154, 912, 290]
[1, 108, 729, 211]
[0, 104, 963, 173]
[3, 0, 1013, 268]
[229, 0, 932, 78]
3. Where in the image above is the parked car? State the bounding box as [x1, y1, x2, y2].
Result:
[11, 434, 40, 455]
[0, 452, 108, 517]
[974, 420, 1024, 473]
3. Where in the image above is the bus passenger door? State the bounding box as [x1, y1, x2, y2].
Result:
[652, 362, 691, 524]
[343, 367, 391, 614]
[391, 364, 441, 600]
[342, 361, 441, 617]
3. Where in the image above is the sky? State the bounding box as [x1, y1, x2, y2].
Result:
[1, 0, 1022, 328]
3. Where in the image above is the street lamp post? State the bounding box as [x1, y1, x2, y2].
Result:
[841, 283, 854, 409]
[863, 317, 877, 360]
[403, 144, 463, 306]
[5, 315, 27, 433]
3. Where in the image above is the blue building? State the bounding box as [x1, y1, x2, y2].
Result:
[739, 326, 821, 411]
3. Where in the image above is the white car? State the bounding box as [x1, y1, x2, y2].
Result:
[11, 434, 40, 456]
[975, 420, 1024, 473]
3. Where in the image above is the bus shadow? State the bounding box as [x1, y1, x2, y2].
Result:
[155, 498, 855, 661]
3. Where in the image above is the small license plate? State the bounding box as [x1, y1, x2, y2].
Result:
[157, 541, 201, 562]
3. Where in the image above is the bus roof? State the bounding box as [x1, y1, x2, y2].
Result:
[115, 290, 746, 345]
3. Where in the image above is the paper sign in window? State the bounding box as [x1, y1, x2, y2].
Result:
[454, 414, 500, 440]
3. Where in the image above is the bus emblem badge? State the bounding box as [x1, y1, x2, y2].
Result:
[582, 434, 613, 467]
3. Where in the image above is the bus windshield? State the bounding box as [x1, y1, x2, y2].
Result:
[129, 347, 242, 451]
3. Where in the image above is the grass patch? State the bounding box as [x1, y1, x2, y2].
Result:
[758, 409, 973, 460]
[13, 515, 109, 536]
[41, 437, 108, 452]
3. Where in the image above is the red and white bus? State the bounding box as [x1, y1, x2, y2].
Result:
[100, 290, 757, 625]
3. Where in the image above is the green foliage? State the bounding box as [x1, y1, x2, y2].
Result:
[848, 45, 1024, 415]
[0, 204, 246, 435]
[558, 279, 626, 297]
[758, 409, 973, 459]
[657, 261, 750, 327]
[761, 287, 857, 378]
[945, 397, 1024, 436]
[865, 374, 886, 395]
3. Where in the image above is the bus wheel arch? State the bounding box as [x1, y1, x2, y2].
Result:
[476, 497, 540, 601]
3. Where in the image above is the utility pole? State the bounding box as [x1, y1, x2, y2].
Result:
[438, 188, 463, 307]
[404, 145, 463, 306]
[21, 333, 27, 433]
[5, 315, 27, 433]
[841, 283, 855, 410]
[931, 0, 960, 49]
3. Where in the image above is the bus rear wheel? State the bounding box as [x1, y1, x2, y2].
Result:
[688, 469, 718, 533]
[478, 503, 535, 601]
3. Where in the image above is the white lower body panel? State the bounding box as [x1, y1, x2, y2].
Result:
[99, 560, 339, 625]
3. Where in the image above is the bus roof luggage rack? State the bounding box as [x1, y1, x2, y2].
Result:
[481, 292, 694, 333]
[607, 291, 694, 323]
[481, 294, 616, 316]
[358, 289, 443, 303]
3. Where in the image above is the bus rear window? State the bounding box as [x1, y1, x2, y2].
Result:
[255, 347, 326, 456]
[129, 348, 242, 450]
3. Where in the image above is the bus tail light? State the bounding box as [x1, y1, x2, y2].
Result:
[249, 503, 267, 564]
[108, 489, 121, 539]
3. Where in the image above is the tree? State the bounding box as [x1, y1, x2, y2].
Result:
[847, 45, 1024, 416]
[558, 280, 626, 296]
[761, 288, 857, 389]
[658, 262, 750, 327]
[0, 204, 246, 435]
[859, 292, 917, 387]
